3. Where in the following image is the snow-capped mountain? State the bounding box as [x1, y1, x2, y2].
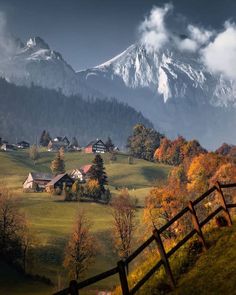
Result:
[77, 43, 236, 149]
[0, 36, 97, 97]
[1, 36, 236, 148]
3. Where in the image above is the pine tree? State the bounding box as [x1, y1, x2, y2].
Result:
[50, 152, 65, 175]
[39, 130, 46, 146]
[88, 154, 108, 193]
[127, 124, 163, 161]
[105, 136, 114, 152]
[45, 131, 51, 146]
[39, 130, 51, 147]
[71, 137, 79, 147]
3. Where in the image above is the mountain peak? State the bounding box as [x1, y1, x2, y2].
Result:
[26, 37, 50, 50]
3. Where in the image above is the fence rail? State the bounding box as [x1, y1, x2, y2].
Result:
[53, 182, 236, 295]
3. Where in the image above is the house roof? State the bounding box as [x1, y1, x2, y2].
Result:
[54, 137, 63, 141]
[85, 139, 105, 148]
[18, 141, 29, 145]
[53, 136, 69, 142]
[80, 164, 92, 174]
[31, 172, 53, 181]
[46, 173, 71, 186]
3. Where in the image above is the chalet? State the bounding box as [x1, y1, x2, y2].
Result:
[45, 173, 74, 192]
[48, 136, 70, 151]
[17, 141, 30, 149]
[23, 172, 53, 191]
[70, 169, 84, 181]
[53, 136, 70, 145]
[85, 139, 107, 154]
[1, 143, 17, 151]
[70, 164, 92, 182]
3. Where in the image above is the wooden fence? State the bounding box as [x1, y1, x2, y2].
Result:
[53, 181, 236, 295]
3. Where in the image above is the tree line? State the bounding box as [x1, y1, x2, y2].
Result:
[0, 78, 152, 147]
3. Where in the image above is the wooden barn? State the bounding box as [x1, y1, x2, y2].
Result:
[17, 141, 30, 149]
[23, 172, 53, 191]
[1, 144, 17, 152]
[84, 139, 107, 154]
[45, 173, 74, 192]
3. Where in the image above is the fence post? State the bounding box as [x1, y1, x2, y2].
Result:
[153, 229, 175, 289]
[117, 260, 129, 295]
[188, 201, 207, 251]
[69, 280, 79, 295]
[216, 181, 232, 226]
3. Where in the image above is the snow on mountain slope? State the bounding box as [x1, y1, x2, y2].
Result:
[0, 37, 98, 97]
[0, 35, 235, 148]
[77, 43, 236, 148]
[80, 43, 236, 107]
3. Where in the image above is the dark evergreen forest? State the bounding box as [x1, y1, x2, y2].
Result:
[0, 78, 152, 147]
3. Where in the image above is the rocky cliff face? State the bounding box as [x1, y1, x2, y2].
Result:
[77, 43, 236, 149]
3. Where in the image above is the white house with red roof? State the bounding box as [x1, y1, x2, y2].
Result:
[70, 164, 92, 182]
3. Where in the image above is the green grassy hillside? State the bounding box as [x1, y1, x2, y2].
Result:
[0, 149, 171, 294]
[172, 224, 236, 295]
[123, 223, 236, 295]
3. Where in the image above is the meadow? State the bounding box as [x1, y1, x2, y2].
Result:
[0, 149, 171, 294]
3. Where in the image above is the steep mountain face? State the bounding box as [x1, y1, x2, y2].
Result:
[0, 37, 97, 97]
[1, 36, 236, 149]
[77, 43, 236, 149]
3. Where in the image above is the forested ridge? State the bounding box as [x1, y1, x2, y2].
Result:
[0, 78, 152, 146]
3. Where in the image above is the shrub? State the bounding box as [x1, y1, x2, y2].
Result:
[215, 215, 228, 227]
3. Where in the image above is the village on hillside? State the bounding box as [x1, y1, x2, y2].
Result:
[0, 134, 119, 198]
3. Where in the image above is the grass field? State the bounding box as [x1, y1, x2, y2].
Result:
[171, 223, 236, 295]
[0, 149, 171, 294]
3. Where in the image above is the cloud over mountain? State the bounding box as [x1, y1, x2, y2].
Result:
[138, 4, 236, 81]
[201, 22, 236, 80]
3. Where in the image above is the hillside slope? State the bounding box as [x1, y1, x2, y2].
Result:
[172, 225, 236, 295]
[0, 150, 171, 294]
[0, 78, 152, 147]
[125, 223, 236, 295]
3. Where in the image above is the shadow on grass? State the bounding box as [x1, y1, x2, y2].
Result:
[141, 166, 168, 184]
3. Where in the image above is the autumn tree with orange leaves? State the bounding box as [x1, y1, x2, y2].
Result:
[154, 136, 206, 166]
[64, 211, 97, 280]
[143, 170, 189, 240]
[111, 190, 137, 261]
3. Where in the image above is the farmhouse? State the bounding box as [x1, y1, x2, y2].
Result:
[1, 143, 17, 151]
[54, 136, 70, 145]
[45, 173, 74, 192]
[17, 141, 30, 149]
[85, 139, 107, 153]
[70, 164, 92, 181]
[70, 169, 84, 181]
[48, 136, 70, 151]
[23, 172, 53, 191]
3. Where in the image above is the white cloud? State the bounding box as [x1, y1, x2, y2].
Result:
[188, 25, 213, 45]
[0, 11, 19, 61]
[176, 25, 214, 52]
[176, 37, 198, 52]
[138, 4, 236, 80]
[202, 22, 236, 80]
[138, 4, 214, 54]
[139, 4, 173, 52]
